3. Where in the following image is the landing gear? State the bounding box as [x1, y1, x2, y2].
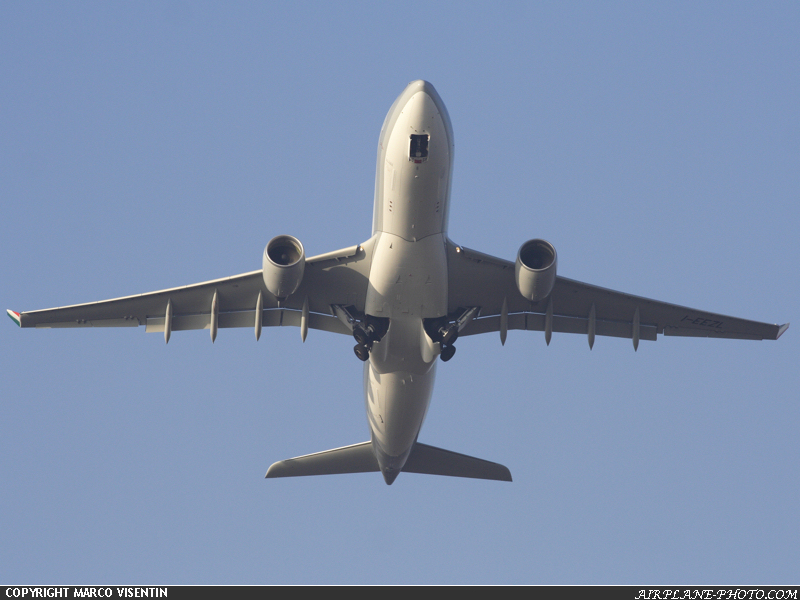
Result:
[350, 315, 390, 363]
[353, 325, 372, 347]
[440, 344, 456, 362]
[354, 343, 370, 362]
[441, 325, 459, 346]
[423, 316, 461, 363]
[353, 325, 372, 362]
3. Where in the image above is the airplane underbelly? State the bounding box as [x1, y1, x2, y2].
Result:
[381, 158, 448, 241]
[362, 310, 441, 460]
[364, 361, 436, 457]
[365, 232, 447, 321]
[361, 80, 456, 474]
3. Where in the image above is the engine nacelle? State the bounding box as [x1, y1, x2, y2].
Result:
[515, 238, 557, 302]
[263, 235, 305, 299]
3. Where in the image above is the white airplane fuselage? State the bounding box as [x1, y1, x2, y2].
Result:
[363, 80, 454, 483]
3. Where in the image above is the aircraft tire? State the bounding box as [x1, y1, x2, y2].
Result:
[354, 343, 370, 362]
[353, 326, 370, 346]
[440, 345, 456, 362]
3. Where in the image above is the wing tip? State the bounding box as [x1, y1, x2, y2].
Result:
[264, 461, 282, 478]
[776, 323, 790, 340]
[7, 309, 21, 327]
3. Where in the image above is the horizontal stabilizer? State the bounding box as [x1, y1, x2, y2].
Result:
[265, 441, 379, 478]
[402, 442, 512, 482]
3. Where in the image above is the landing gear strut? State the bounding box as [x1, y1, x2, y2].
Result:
[349, 315, 389, 363]
[422, 317, 459, 362]
[353, 326, 374, 362]
[353, 324, 374, 347]
[441, 325, 459, 346]
[439, 323, 459, 362]
[424, 308, 480, 363]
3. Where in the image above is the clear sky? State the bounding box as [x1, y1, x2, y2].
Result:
[1, 1, 797, 584]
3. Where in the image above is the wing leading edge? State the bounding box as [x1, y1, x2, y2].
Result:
[10, 237, 378, 341]
[446, 241, 788, 346]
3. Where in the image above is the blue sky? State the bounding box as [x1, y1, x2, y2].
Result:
[1, 2, 797, 584]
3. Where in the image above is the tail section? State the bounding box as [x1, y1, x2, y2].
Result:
[404, 442, 512, 482]
[265, 442, 379, 478]
[265, 440, 511, 483]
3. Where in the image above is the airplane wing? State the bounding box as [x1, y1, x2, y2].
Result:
[446, 241, 788, 346]
[8, 238, 377, 340]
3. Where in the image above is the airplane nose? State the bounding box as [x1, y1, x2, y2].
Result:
[404, 80, 441, 111]
[398, 80, 452, 147]
[406, 79, 436, 95]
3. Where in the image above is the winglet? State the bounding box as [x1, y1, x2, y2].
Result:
[776, 323, 790, 340]
[7, 309, 21, 327]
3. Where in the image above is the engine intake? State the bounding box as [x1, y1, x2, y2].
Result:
[263, 235, 305, 299]
[515, 238, 557, 302]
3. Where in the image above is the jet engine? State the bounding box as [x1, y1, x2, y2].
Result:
[263, 235, 305, 299]
[515, 238, 557, 302]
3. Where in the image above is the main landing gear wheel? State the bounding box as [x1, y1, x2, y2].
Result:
[353, 326, 371, 346]
[440, 345, 456, 362]
[354, 344, 370, 362]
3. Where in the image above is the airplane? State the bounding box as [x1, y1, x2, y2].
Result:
[7, 80, 789, 485]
